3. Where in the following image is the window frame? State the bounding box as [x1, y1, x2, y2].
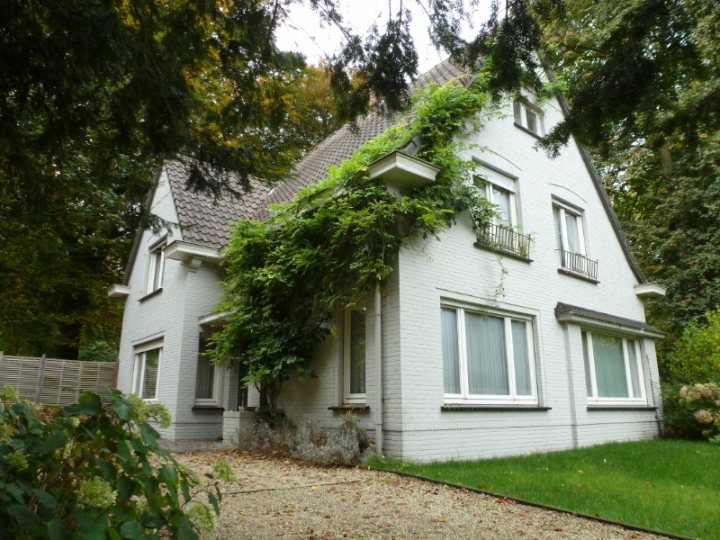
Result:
[194, 333, 223, 407]
[553, 201, 587, 256]
[343, 309, 367, 403]
[131, 341, 163, 401]
[442, 304, 539, 406]
[582, 330, 647, 405]
[483, 180, 518, 228]
[145, 238, 166, 295]
[513, 99, 544, 136]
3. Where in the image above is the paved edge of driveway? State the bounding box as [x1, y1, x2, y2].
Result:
[379, 468, 691, 540]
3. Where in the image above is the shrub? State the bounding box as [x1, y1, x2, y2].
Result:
[663, 307, 720, 384]
[0, 387, 232, 539]
[238, 418, 296, 456]
[663, 382, 720, 441]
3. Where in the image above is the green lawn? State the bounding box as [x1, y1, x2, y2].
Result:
[370, 440, 719, 539]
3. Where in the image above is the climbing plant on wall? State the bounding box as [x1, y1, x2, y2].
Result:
[211, 74, 498, 418]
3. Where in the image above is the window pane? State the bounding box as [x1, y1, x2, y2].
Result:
[511, 320, 531, 395]
[565, 213, 582, 254]
[592, 335, 628, 398]
[441, 308, 461, 394]
[195, 336, 215, 399]
[492, 185, 512, 226]
[627, 340, 642, 398]
[526, 109, 538, 134]
[513, 101, 522, 124]
[465, 313, 508, 395]
[553, 206, 563, 252]
[350, 311, 366, 394]
[582, 332, 593, 397]
[142, 349, 160, 399]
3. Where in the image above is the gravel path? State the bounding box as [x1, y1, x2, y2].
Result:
[177, 452, 665, 540]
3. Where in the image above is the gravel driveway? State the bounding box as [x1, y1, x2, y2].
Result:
[177, 451, 665, 540]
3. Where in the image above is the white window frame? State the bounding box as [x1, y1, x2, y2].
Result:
[553, 201, 587, 256]
[442, 304, 538, 405]
[145, 238, 166, 294]
[194, 334, 223, 406]
[484, 182, 518, 228]
[513, 99, 544, 136]
[583, 331, 647, 405]
[343, 309, 367, 403]
[131, 341, 163, 401]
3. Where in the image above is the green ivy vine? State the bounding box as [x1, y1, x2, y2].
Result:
[211, 72, 497, 417]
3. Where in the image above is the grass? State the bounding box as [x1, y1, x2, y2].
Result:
[370, 440, 719, 539]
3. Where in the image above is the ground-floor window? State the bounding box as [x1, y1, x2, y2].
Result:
[132, 343, 162, 400]
[195, 332, 221, 406]
[442, 305, 538, 404]
[582, 331, 646, 403]
[344, 309, 366, 402]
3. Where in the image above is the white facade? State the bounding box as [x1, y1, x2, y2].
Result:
[113, 91, 664, 460]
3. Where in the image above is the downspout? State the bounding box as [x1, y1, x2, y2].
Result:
[374, 283, 383, 455]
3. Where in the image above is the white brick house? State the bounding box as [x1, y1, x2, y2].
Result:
[110, 61, 666, 460]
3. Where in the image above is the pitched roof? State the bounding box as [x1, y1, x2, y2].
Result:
[164, 160, 270, 249]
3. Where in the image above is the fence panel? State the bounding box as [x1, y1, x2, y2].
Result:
[0, 353, 116, 405]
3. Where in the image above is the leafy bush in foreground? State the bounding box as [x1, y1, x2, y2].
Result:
[0, 387, 233, 539]
[662, 307, 720, 384]
[663, 382, 720, 442]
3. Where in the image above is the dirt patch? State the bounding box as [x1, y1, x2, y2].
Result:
[176, 451, 665, 540]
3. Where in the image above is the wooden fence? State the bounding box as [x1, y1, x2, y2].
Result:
[0, 353, 117, 406]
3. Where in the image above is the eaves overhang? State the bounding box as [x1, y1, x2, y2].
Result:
[165, 240, 221, 265]
[555, 302, 664, 339]
[368, 151, 440, 190]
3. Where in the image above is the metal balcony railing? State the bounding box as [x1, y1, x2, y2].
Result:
[477, 223, 531, 258]
[559, 249, 598, 280]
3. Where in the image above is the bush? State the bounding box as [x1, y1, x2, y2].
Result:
[0, 387, 233, 539]
[663, 382, 720, 442]
[663, 307, 720, 383]
[238, 413, 370, 466]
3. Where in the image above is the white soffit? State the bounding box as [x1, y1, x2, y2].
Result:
[107, 284, 130, 298]
[368, 151, 440, 189]
[198, 311, 230, 328]
[164, 240, 221, 265]
[634, 282, 667, 299]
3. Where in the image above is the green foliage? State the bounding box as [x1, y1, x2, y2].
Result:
[0, 388, 227, 539]
[663, 383, 720, 442]
[212, 76, 496, 415]
[662, 307, 720, 384]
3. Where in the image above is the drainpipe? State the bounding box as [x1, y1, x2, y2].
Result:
[374, 283, 383, 455]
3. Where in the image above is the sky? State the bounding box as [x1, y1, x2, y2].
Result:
[275, 1, 498, 74]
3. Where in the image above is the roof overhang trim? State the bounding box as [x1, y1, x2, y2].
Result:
[199, 311, 230, 328]
[107, 284, 131, 299]
[555, 302, 664, 339]
[634, 282, 667, 299]
[368, 151, 440, 189]
[165, 240, 221, 265]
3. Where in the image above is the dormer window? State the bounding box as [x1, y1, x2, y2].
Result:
[513, 100, 543, 136]
[146, 239, 165, 294]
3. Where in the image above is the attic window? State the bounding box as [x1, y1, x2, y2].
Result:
[146, 238, 166, 294]
[513, 100, 543, 136]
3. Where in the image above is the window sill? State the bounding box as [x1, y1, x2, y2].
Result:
[513, 122, 542, 140]
[139, 288, 163, 302]
[329, 404, 370, 413]
[587, 405, 656, 411]
[192, 405, 224, 412]
[557, 268, 599, 284]
[473, 241, 532, 263]
[442, 403, 551, 412]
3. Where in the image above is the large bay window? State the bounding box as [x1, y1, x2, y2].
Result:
[344, 309, 366, 402]
[132, 343, 162, 400]
[582, 331, 646, 404]
[442, 306, 537, 404]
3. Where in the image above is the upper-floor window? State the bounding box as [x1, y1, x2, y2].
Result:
[146, 239, 165, 294]
[442, 305, 538, 404]
[132, 343, 162, 400]
[344, 309, 366, 403]
[553, 201, 597, 279]
[513, 100, 544, 136]
[582, 331, 646, 404]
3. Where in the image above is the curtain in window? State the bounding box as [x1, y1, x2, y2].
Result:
[565, 213, 582, 254]
[465, 313, 508, 395]
[582, 332, 593, 396]
[350, 311, 366, 394]
[525, 109, 538, 133]
[553, 207, 563, 252]
[513, 101, 522, 124]
[592, 335, 628, 398]
[142, 349, 160, 399]
[492, 186, 512, 226]
[195, 355, 214, 399]
[512, 320, 531, 395]
[627, 340, 642, 398]
[441, 308, 461, 394]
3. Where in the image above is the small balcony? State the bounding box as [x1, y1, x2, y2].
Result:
[559, 249, 598, 280]
[476, 223, 531, 260]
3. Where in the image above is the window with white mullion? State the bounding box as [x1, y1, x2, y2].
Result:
[146, 239, 166, 294]
[583, 331, 646, 403]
